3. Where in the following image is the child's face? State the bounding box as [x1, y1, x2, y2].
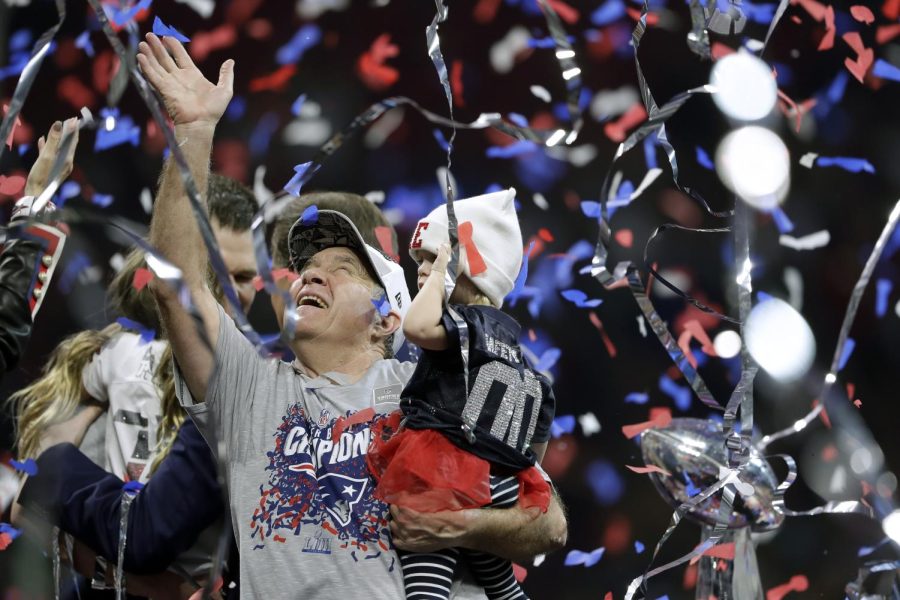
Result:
[416, 251, 484, 304]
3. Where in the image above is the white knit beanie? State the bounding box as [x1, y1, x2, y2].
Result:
[409, 187, 522, 308]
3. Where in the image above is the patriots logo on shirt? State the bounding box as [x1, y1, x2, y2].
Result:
[317, 473, 369, 527]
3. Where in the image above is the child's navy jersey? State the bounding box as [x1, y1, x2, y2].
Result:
[401, 304, 555, 471]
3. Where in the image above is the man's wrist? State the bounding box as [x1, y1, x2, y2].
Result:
[173, 121, 218, 138]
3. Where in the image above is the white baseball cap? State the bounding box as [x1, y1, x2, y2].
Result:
[288, 210, 411, 354]
[409, 187, 523, 308]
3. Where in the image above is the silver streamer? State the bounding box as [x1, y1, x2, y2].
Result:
[0, 0, 66, 164]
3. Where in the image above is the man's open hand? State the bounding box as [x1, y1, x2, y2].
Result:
[137, 33, 233, 129]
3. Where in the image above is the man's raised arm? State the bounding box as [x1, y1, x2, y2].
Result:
[140, 33, 234, 400]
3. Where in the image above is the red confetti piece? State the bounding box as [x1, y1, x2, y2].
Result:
[512, 563, 528, 583]
[473, 0, 502, 23]
[626, 464, 671, 476]
[844, 31, 867, 55]
[625, 6, 659, 25]
[459, 221, 487, 276]
[766, 574, 809, 600]
[812, 398, 832, 429]
[683, 563, 698, 589]
[92, 50, 118, 95]
[537, 228, 554, 242]
[272, 267, 299, 284]
[58, 75, 97, 110]
[602, 514, 631, 554]
[252, 275, 264, 292]
[249, 64, 296, 93]
[0, 533, 12, 551]
[132, 267, 154, 291]
[245, 18, 273, 40]
[589, 312, 617, 357]
[777, 89, 817, 133]
[621, 407, 672, 439]
[614, 229, 633, 248]
[884, 0, 900, 20]
[851, 5, 876, 24]
[331, 407, 375, 442]
[818, 5, 836, 50]
[191, 25, 238, 62]
[876, 24, 900, 44]
[451, 60, 465, 108]
[357, 34, 400, 92]
[226, 0, 264, 24]
[604, 593, 613, 600]
[795, 0, 828, 20]
[374, 226, 398, 262]
[821, 444, 838, 462]
[844, 38, 874, 83]
[677, 319, 717, 369]
[854, 399, 862, 408]
[525, 235, 546, 259]
[690, 542, 736, 564]
[0, 175, 26, 196]
[2, 104, 22, 149]
[711, 42, 736, 60]
[603, 103, 647, 143]
[547, 0, 580, 24]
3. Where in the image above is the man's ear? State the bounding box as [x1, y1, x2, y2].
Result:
[375, 310, 402, 338]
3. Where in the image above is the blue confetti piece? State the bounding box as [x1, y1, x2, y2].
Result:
[507, 112, 529, 128]
[683, 472, 701, 497]
[872, 59, 900, 83]
[695, 146, 714, 170]
[300, 204, 318, 226]
[276, 24, 322, 66]
[506, 242, 534, 306]
[586, 459, 625, 505]
[528, 36, 574, 49]
[591, 0, 626, 25]
[634, 540, 645, 554]
[756, 290, 774, 303]
[837, 337, 855, 371]
[564, 547, 606, 567]
[116, 317, 156, 344]
[94, 110, 141, 152]
[60, 181, 81, 203]
[486, 140, 538, 159]
[616, 180, 634, 201]
[580, 201, 601, 219]
[433, 128, 450, 152]
[815, 156, 875, 173]
[152, 16, 190, 43]
[291, 93, 308, 117]
[742, 1, 777, 23]
[659, 374, 692, 411]
[225, 96, 247, 121]
[58, 253, 92, 294]
[17, 143, 29, 156]
[75, 30, 95, 57]
[283, 162, 316, 197]
[534, 347, 561, 373]
[106, 0, 152, 27]
[643, 134, 657, 170]
[625, 392, 649, 404]
[9, 458, 38, 476]
[560, 289, 603, 308]
[122, 480, 144, 494]
[92, 193, 114, 208]
[249, 112, 280, 159]
[875, 279, 892, 318]
[0, 523, 22, 540]
[371, 294, 391, 317]
[550, 415, 576, 438]
[826, 71, 849, 105]
[770, 206, 794, 233]
[9, 29, 32, 52]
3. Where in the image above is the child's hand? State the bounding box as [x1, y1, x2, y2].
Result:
[432, 243, 451, 276]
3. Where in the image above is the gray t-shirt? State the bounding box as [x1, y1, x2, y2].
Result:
[177, 305, 488, 599]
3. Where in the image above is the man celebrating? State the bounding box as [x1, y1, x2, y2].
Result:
[140, 33, 566, 597]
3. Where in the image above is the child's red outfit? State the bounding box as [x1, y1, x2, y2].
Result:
[367, 303, 555, 513]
